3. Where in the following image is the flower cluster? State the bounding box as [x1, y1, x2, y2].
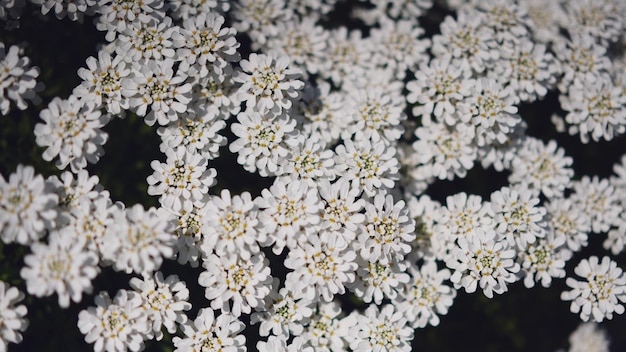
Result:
[1, 0, 626, 351]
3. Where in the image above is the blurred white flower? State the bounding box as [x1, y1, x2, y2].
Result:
[0, 43, 42, 115]
[0, 281, 28, 352]
[0, 164, 57, 245]
[21, 231, 98, 308]
[34, 95, 109, 172]
[105, 204, 176, 275]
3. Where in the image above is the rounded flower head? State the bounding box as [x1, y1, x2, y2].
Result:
[447, 228, 520, 298]
[357, 191, 416, 265]
[235, 52, 304, 114]
[561, 256, 626, 322]
[74, 50, 130, 115]
[0, 164, 57, 245]
[21, 231, 99, 308]
[34, 95, 109, 173]
[173, 308, 246, 352]
[0, 281, 28, 352]
[0, 43, 42, 115]
[343, 304, 413, 352]
[128, 271, 191, 341]
[78, 290, 148, 352]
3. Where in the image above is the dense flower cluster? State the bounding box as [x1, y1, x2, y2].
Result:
[1, 0, 626, 351]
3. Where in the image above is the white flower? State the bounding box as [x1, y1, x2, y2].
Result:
[128, 271, 191, 341]
[317, 177, 365, 242]
[21, 231, 98, 308]
[157, 111, 227, 160]
[284, 231, 357, 302]
[105, 204, 176, 275]
[300, 301, 349, 351]
[435, 192, 494, 254]
[175, 12, 241, 77]
[559, 74, 626, 143]
[475, 0, 531, 47]
[566, 322, 610, 352]
[604, 214, 626, 255]
[509, 137, 574, 199]
[553, 33, 612, 92]
[235, 52, 304, 114]
[95, 0, 166, 42]
[561, 256, 626, 322]
[77, 290, 148, 352]
[343, 304, 413, 352]
[357, 191, 416, 264]
[545, 196, 591, 254]
[491, 38, 559, 102]
[406, 55, 472, 125]
[229, 110, 298, 177]
[146, 147, 217, 212]
[564, 0, 624, 44]
[264, 17, 328, 77]
[334, 138, 399, 197]
[520, 0, 568, 44]
[171, 200, 206, 267]
[0, 281, 28, 352]
[230, 0, 292, 48]
[173, 308, 246, 352]
[518, 230, 568, 289]
[394, 259, 456, 328]
[432, 9, 497, 73]
[0, 164, 57, 245]
[74, 50, 130, 115]
[199, 251, 272, 317]
[350, 256, 409, 305]
[34, 95, 109, 172]
[406, 194, 443, 261]
[251, 280, 314, 338]
[459, 77, 521, 147]
[31, 0, 96, 21]
[447, 228, 520, 298]
[341, 86, 406, 144]
[490, 185, 548, 249]
[412, 121, 477, 181]
[201, 189, 264, 260]
[298, 80, 345, 145]
[318, 26, 374, 88]
[369, 19, 430, 80]
[60, 195, 121, 263]
[47, 168, 106, 214]
[122, 58, 192, 126]
[256, 178, 321, 254]
[189, 65, 242, 120]
[570, 176, 621, 234]
[168, 0, 230, 20]
[0, 43, 42, 115]
[278, 134, 335, 187]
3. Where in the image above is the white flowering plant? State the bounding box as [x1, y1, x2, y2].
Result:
[1, 0, 626, 351]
